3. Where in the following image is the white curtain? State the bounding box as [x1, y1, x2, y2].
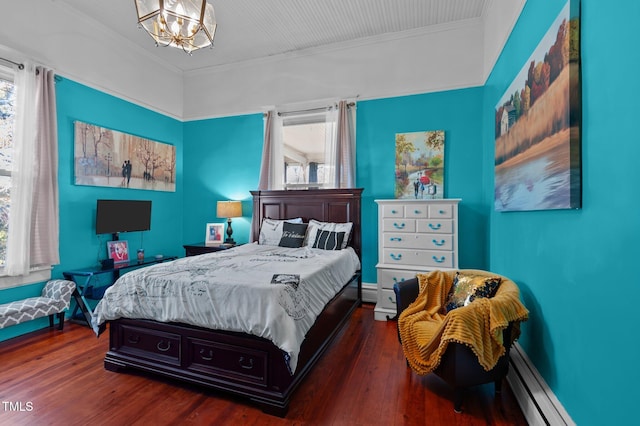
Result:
[258, 110, 284, 190]
[5, 63, 59, 276]
[325, 100, 355, 188]
[257, 111, 273, 190]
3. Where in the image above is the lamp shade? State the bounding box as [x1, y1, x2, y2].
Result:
[217, 201, 242, 218]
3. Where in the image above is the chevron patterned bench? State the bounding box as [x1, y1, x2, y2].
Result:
[0, 279, 76, 330]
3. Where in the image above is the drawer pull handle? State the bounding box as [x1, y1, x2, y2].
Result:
[390, 253, 402, 261]
[392, 277, 406, 283]
[200, 349, 214, 361]
[239, 356, 254, 370]
[414, 209, 421, 214]
[127, 335, 140, 344]
[432, 239, 445, 246]
[390, 237, 402, 242]
[428, 223, 441, 230]
[439, 210, 446, 215]
[393, 222, 405, 229]
[388, 296, 397, 305]
[391, 209, 397, 214]
[432, 255, 446, 263]
[157, 340, 171, 352]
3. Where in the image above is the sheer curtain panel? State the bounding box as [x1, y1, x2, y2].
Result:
[5, 63, 59, 276]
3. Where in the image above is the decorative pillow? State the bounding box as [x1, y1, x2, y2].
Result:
[259, 218, 303, 246]
[444, 272, 502, 312]
[278, 222, 308, 248]
[305, 220, 352, 249]
[312, 230, 345, 250]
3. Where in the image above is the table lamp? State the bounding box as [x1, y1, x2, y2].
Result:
[216, 200, 242, 245]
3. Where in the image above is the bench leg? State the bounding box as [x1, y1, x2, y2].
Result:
[49, 314, 54, 328]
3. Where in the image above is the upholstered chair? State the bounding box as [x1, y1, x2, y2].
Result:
[394, 269, 528, 413]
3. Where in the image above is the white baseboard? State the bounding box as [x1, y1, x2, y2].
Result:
[361, 282, 377, 304]
[507, 343, 575, 426]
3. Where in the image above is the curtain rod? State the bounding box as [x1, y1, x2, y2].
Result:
[276, 102, 356, 117]
[0, 57, 24, 70]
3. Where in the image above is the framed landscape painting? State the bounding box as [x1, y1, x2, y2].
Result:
[395, 130, 445, 199]
[74, 121, 176, 192]
[494, 0, 581, 212]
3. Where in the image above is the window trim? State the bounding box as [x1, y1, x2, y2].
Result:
[0, 266, 52, 290]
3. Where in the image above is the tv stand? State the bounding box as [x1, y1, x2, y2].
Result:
[63, 256, 177, 326]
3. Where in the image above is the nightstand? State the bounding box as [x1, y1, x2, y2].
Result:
[183, 242, 236, 257]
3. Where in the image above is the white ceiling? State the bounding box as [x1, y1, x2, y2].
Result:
[60, 0, 490, 72]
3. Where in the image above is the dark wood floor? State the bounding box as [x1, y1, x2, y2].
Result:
[0, 304, 527, 425]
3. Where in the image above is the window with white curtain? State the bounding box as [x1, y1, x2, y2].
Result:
[0, 62, 59, 289]
[0, 69, 16, 270]
[259, 101, 355, 191]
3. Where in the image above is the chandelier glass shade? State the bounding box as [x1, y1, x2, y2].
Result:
[134, 0, 217, 54]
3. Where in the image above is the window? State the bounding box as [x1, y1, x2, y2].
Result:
[0, 62, 58, 289]
[0, 71, 16, 269]
[282, 113, 332, 189]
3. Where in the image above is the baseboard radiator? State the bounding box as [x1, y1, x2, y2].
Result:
[507, 343, 575, 426]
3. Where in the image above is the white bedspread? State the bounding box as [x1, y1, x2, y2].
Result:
[91, 243, 360, 373]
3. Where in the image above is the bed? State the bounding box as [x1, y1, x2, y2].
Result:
[98, 188, 363, 416]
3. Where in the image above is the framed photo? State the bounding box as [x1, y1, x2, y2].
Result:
[205, 223, 224, 246]
[107, 240, 129, 263]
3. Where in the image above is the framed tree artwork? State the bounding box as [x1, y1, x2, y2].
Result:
[494, 0, 581, 212]
[74, 121, 176, 192]
[395, 130, 445, 199]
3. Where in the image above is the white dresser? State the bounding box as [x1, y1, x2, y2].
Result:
[374, 199, 461, 321]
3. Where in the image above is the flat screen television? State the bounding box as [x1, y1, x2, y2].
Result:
[96, 199, 152, 236]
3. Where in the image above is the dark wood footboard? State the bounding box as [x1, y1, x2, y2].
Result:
[105, 272, 361, 416]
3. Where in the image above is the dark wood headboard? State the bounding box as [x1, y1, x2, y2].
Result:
[250, 188, 363, 259]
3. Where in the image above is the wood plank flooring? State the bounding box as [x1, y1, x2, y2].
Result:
[0, 304, 527, 425]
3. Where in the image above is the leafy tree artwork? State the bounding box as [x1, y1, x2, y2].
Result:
[395, 130, 445, 199]
[494, 1, 581, 212]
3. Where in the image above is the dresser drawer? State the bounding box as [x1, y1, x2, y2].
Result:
[405, 205, 428, 218]
[377, 269, 418, 290]
[186, 338, 268, 386]
[377, 288, 397, 311]
[382, 233, 453, 251]
[382, 248, 455, 268]
[115, 324, 182, 366]
[382, 219, 416, 233]
[428, 204, 454, 219]
[382, 205, 404, 218]
[416, 219, 453, 234]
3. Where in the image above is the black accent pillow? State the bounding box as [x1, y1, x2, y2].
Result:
[312, 230, 345, 250]
[278, 222, 308, 248]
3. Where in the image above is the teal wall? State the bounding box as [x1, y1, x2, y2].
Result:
[0, 78, 183, 341]
[485, 0, 640, 424]
[356, 88, 487, 282]
[182, 114, 264, 245]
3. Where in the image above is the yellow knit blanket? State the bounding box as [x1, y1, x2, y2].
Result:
[398, 270, 529, 375]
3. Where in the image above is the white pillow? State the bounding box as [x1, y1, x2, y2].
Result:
[305, 219, 353, 250]
[259, 218, 303, 246]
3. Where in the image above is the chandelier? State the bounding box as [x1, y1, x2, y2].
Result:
[134, 0, 217, 54]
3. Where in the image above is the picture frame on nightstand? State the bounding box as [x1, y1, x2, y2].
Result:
[205, 223, 224, 246]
